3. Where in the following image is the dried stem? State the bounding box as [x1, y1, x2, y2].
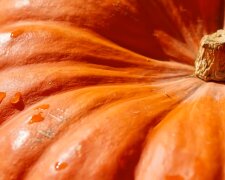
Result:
[195, 30, 225, 81]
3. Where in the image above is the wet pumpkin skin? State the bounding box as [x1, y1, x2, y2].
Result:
[0, 0, 224, 180]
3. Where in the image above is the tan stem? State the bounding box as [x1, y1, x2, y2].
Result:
[195, 30, 225, 81]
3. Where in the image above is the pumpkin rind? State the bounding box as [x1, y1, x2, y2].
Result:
[0, 0, 224, 180]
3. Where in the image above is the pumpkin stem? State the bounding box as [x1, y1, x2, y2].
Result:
[195, 30, 225, 81]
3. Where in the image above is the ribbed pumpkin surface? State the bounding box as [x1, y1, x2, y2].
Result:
[0, 0, 224, 179]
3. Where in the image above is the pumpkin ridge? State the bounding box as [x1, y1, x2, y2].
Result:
[138, 77, 204, 146]
[23, 94, 180, 179]
[136, 82, 225, 179]
[0, 21, 156, 70]
[0, 62, 158, 123]
[114, 107, 185, 180]
[148, 81, 206, 134]
[154, 30, 195, 65]
[22, 93, 161, 178]
[0, 85, 164, 179]
[22, 78, 201, 179]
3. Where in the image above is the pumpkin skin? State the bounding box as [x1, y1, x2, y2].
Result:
[0, 0, 224, 180]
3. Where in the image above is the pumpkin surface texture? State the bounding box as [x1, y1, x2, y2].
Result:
[0, 0, 224, 180]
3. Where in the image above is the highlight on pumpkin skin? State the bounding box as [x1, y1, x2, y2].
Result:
[14, 0, 30, 8]
[0, 32, 11, 45]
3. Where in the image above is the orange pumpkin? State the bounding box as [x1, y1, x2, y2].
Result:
[0, 0, 224, 179]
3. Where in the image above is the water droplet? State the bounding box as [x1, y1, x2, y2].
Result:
[0, 92, 6, 103]
[11, 92, 22, 105]
[10, 29, 24, 38]
[34, 104, 50, 110]
[55, 162, 68, 171]
[29, 113, 44, 124]
[10, 92, 24, 110]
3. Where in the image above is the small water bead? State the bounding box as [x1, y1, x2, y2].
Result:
[55, 162, 68, 171]
[0, 92, 6, 103]
[29, 113, 44, 124]
[10, 29, 24, 38]
[34, 104, 50, 110]
[11, 92, 22, 105]
[11, 92, 25, 110]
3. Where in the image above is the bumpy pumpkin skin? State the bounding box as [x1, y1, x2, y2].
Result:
[0, 0, 224, 180]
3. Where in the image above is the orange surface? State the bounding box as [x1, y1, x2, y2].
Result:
[0, 0, 224, 179]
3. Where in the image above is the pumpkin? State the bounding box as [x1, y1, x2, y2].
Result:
[0, 0, 224, 179]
